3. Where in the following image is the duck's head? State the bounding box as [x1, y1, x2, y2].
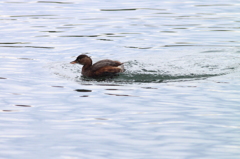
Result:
[70, 54, 92, 65]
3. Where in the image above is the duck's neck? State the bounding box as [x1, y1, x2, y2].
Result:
[82, 58, 92, 70]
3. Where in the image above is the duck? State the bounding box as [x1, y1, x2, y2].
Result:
[70, 54, 125, 78]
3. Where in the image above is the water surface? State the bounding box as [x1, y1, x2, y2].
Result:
[0, 0, 240, 159]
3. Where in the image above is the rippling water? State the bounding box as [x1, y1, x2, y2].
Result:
[1, 0, 240, 159]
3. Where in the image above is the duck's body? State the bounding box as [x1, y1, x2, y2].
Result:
[70, 54, 124, 78]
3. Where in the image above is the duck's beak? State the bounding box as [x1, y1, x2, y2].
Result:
[70, 61, 77, 64]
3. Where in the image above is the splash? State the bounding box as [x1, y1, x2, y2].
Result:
[47, 49, 240, 83]
[115, 54, 240, 83]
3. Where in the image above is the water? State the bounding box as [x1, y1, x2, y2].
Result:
[1, 0, 240, 158]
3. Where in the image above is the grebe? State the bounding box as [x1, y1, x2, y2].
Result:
[70, 54, 124, 78]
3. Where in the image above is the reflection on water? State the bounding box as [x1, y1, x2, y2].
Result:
[1, 0, 240, 159]
[0, 110, 19, 112]
[75, 89, 92, 92]
[15, 105, 32, 107]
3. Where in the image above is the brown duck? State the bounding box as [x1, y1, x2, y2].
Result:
[70, 54, 124, 78]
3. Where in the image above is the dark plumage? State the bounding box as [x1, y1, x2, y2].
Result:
[70, 54, 124, 78]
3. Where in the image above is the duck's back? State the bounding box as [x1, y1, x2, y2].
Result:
[90, 59, 124, 77]
[91, 59, 122, 72]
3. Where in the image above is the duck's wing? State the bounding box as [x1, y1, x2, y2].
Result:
[91, 59, 123, 72]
